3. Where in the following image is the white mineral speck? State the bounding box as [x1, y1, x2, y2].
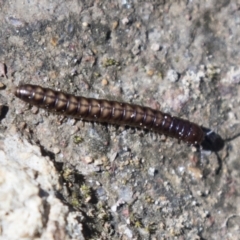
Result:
[121, 17, 129, 25]
[166, 69, 179, 82]
[148, 167, 156, 176]
[151, 43, 160, 51]
[52, 147, 60, 154]
[0, 62, 6, 78]
[85, 156, 93, 164]
[94, 159, 103, 166]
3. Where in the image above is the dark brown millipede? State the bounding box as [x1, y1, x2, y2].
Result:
[14, 84, 205, 145]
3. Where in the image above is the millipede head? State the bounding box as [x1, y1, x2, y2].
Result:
[201, 127, 224, 151]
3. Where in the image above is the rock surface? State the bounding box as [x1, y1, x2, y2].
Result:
[0, 132, 84, 240]
[0, 0, 240, 239]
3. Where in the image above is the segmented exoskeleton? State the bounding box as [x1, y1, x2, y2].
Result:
[14, 84, 205, 145]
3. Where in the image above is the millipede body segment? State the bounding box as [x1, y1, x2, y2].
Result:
[14, 84, 205, 145]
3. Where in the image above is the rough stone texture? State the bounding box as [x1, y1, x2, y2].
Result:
[0, 131, 84, 240]
[0, 0, 240, 239]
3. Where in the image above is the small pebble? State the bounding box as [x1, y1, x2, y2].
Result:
[0, 63, 7, 78]
[94, 159, 103, 166]
[160, 135, 167, 141]
[31, 106, 39, 114]
[124, 159, 130, 166]
[8, 17, 25, 27]
[197, 190, 203, 196]
[101, 156, 108, 163]
[135, 22, 141, 29]
[49, 70, 58, 79]
[50, 37, 58, 47]
[111, 204, 117, 212]
[85, 196, 92, 203]
[188, 166, 203, 179]
[124, 227, 133, 238]
[151, 43, 160, 51]
[111, 20, 119, 30]
[166, 69, 180, 82]
[146, 68, 154, 76]
[69, 126, 79, 135]
[132, 39, 141, 55]
[185, 14, 192, 21]
[95, 181, 101, 186]
[133, 158, 140, 166]
[18, 122, 26, 131]
[0, 82, 5, 89]
[101, 78, 108, 86]
[111, 198, 125, 212]
[82, 21, 89, 27]
[85, 156, 93, 164]
[121, 17, 129, 25]
[148, 167, 156, 176]
[52, 147, 60, 154]
[191, 146, 197, 152]
[159, 222, 166, 230]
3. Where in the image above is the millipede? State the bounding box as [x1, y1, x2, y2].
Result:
[14, 84, 206, 145]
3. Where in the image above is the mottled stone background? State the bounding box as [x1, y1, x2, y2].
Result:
[0, 1, 240, 239]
